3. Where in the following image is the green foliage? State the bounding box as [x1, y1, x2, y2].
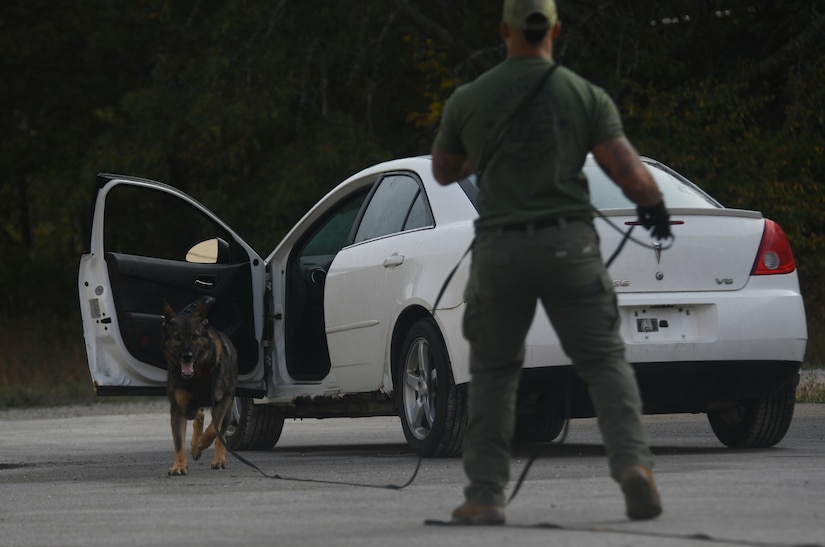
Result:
[620, 55, 825, 363]
[0, 314, 91, 408]
[1, 0, 824, 379]
[797, 372, 825, 404]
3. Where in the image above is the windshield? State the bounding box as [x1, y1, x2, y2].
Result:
[459, 157, 721, 211]
[586, 158, 721, 209]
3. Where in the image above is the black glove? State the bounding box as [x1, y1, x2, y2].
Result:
[637, 201, 672, 240]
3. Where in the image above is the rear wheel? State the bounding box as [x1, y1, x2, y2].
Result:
[707, 386, 796, 448]
[514, 401, 566, 444]
[224, 397, 285, 450]
[396, 317, 466, 457]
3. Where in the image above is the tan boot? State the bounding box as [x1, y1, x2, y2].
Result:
[450, 503, 506, 525]
[619, 465, 662, 520]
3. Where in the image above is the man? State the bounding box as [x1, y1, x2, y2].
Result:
[430, 0, 671, 525]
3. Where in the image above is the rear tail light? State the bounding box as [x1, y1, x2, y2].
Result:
[751, 219, 796, 275]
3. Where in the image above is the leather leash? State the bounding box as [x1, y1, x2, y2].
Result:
[209, 371, 423, 491]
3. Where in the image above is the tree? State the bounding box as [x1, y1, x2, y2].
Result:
[0, 0, 822, 363]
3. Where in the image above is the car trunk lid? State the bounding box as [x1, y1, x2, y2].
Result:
[598, 207, 765, 293]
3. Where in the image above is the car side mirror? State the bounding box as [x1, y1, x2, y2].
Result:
[185, 237, 230, 264]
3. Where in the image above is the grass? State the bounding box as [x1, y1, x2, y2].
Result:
[1, 316, 824, 409]
[0, 316, 98, 408]
[797, 370, 825, 403]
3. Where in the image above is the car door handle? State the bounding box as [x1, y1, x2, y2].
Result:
[194, 274, 217, 289]
[383, 254, 404, 268]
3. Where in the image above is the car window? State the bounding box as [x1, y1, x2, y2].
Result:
[353, 174, 433, 243]
[459, 162, 720, 211]
[299, 189, 369, 259]
[103, 184, 238, 263]
[586, 161, 720, 209]
[405, 191, 430, 231]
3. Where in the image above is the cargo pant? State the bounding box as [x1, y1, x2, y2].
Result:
[461, 219, 654, 507]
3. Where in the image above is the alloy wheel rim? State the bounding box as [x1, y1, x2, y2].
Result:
[402, 337, 437, 440]
[225, 397, 242, 438]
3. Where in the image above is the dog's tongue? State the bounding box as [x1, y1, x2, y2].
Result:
[181, 361, 195, 377]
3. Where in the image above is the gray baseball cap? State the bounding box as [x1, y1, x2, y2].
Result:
[502, 0, 558, 30]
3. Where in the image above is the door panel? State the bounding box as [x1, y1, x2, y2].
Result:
[79, 175, 266, 396]
[105, 253, 258, 374]
[283, 187, 368, 381]
[324, 173, 435, 392]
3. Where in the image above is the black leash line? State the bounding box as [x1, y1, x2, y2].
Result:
[430, 239, 473, 314]
[220, 434, 424, 490]
[431, 209, 674, 315]
[208, 370, 423, 490]
[211, 382, 567, 497]
[604, 223, 634, 268]
[209, 402, 824, 547]
[198, 203, 674, 497]
[593, 207, 676, 255]
[422, 518, 822, 547]
[176, 301, 422, 490]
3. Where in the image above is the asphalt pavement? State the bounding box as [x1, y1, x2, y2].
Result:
[1, 401, 824, 547]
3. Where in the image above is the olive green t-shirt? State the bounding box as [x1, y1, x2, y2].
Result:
[434, 57, 624, 231]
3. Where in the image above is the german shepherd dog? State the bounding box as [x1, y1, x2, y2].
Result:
[162, 298, 238, 476]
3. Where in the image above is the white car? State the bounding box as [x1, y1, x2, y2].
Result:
[78, 155, 807, 456]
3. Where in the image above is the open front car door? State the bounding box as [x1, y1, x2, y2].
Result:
[78, 174, 267, 398]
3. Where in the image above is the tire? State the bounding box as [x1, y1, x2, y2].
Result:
[514, 404, 566, 444]
[707, 386, 796, 448]
[224, 397, 285, 450]
[395, 317, 467, 458]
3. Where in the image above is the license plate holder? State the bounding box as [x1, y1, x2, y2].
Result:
[625, 306, 698, 342]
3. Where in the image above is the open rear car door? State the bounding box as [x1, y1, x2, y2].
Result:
[78, 175, 266, 398]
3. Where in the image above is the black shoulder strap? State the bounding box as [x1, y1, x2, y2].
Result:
[431, 64, 559, 315]
[476, 63, 559, 179]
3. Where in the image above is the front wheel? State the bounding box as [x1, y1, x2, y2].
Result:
[395, 317, 466, 457]
[224, 397, 285, 450]
[707, 386, 796, 448]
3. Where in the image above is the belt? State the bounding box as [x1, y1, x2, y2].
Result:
[498, 217, 586, 232]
